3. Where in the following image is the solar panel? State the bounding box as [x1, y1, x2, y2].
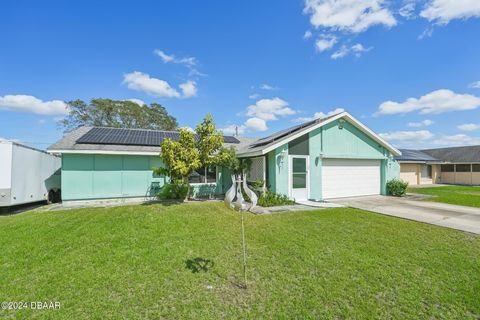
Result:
[250, 119, 317, 148]
[76, 127, 240, 146]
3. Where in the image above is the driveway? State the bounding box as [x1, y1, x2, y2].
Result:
[330, 195, 480, 234]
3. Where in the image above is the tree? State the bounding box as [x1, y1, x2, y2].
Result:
[155, 129, 200, 200]
[59, 99, 178, 132]
[155, 114, 225, 201]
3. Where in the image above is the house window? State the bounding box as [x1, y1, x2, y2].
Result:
[441, 164, 454, 172]
[421, 164, 432, 179]
[188, 166, 217, 184]
[456, 164, 471, 172]
[473, 164, 480, 172]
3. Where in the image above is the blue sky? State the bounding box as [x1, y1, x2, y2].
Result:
[1, 0, 480, 150]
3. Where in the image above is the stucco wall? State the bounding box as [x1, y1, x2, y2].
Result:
[308, 127, 322, 200]
[400, 163, 419, 185]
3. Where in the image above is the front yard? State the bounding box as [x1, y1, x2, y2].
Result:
[0, 202, 479, 319]
[408, 185, 480, 207]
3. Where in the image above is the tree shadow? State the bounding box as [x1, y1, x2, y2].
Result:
[185, 257, 214, 273]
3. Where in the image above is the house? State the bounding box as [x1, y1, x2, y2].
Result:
[395, 149, 442, 185]
[48, 111, 401, 202]
[396, 145, 480, 186]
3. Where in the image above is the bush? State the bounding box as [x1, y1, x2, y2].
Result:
[157, 182, 189, 200]
[387, 179, 409, 197]
[258, 191, 294, 207]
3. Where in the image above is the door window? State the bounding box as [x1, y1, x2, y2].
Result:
[292, 158, 307, 189]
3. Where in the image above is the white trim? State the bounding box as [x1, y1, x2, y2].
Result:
[47, 149, 160, 156]
[238, 112, 401, 157]
[288, 155, 310, 201]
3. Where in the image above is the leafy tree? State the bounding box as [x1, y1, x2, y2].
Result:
[155, 114, 228, 201]
[60, 99, 178, 132]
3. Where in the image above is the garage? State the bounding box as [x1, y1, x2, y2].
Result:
[322, 159, 381, 199]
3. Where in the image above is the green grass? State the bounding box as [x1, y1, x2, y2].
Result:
[408, 185, 480, 207]
[0, 202, 479, 319]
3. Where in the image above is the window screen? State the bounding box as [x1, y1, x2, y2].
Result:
[289, 134, 309, 155]
[456, 164, 471, 172]
[188, 167, 216, 183]
[473, 164, 480, 172]
[441, 164, 454, 172]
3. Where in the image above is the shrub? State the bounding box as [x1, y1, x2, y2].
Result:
[387, 179, 409, 197]
[258, 191, 294, 207]
[157, 182, 189, 200]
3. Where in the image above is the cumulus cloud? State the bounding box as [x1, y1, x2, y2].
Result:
[294, 107, 345, 123]
[420, 0, 480, 24]
[179, 80, 197, 98]
[331, 43, 371, 59]
[376, 89, 480, 115]
[315, 35, 337, 52]
[469, 81, 480, 89]
[0, 94, 68, 115]
[304, 0, 397, 33]
[457, 123, 480, 131]
[433, 134, 480, 146]
[303, 30, 313, 39]
[248, 93, 260, 100]
[123, 72, 197, 99]
[126, 98, 145, 106]
[399, 1, 416, 18]
[260, 84, 277, 91]
[407, 119, 434, 127]
[244, 117, 268, 132]
[246, 97, 296, 121]
[379, 130, 434, 142]
[123, 71, 180, 98]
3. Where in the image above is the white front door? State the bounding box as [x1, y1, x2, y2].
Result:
[289, 156, 309, 201]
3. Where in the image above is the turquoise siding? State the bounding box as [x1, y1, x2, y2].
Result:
[62, 154, 226, 201]
[308, 128, 322, 200]
[266, 118, 400, 200]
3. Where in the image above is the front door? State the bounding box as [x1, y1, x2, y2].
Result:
[290, 156, 309, 201]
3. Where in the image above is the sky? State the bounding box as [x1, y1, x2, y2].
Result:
[1, 0, 480, 150]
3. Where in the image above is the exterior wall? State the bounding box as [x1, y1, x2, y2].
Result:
[308, 127, 322, 200]
[432, 165, 440, 184]
[473, 172, 480, 185]
[62, 153, 227, 201]
[266, 144, 289, 196]
[266, 119, 400, 199]
[455, 172, 472, 185]
[400, 163, 419, 185]
[440, 172, 455, 184]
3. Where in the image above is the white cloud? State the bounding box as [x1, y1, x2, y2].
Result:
[245, 117, 268, 132]
[221, 124, 245, 136]
[315, 35, 337, 52]
[433, 134, 480, 146]
[0, 137, 21, 143]
[304, 0, 397, 33]
[399, 1, 416, 18]
[248, 93, 260, 99]
[457, 123, 480, 131]
[123, 71, 180, 98]
[154, 49, 197, 66]
[331, 43, 371, 59]
[303, 30, 313, 39]
[260, 84, 277, 91]
[180, 126, 195, 132]
[179, 80, 197, 98]
[37, 119, 47, 125]
[407, 119, 434, 127]
[0, 94, 68, 115]
[377, 89, 480, 115]
[294, 107, 345, 122]
[420, 0, 480, 24]
[246, 97, 296, 121]
[379, 130, 434, 142]
[469, 81, 480, 89]
[126, 98, 145, 106]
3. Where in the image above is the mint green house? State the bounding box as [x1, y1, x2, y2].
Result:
[48, 111, 401, 202]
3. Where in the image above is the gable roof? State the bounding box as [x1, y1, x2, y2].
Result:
[421, 145, 480, 163]
[48, 126, 250, 155]
[395, 149, 440, 162]
[237, 111, 401, 157]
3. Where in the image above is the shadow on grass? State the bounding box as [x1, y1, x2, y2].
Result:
[185, 257, 214, 273]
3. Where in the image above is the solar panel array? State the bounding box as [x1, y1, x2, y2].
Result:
[250, 119, 317, 148]
[76, 127, 240, 146]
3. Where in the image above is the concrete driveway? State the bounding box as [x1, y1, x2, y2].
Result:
[330, 195, 480, 235]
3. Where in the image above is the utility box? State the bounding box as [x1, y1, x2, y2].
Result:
[0, 141, 61, 207]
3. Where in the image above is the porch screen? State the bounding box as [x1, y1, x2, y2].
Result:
[247, 157, 265, 182]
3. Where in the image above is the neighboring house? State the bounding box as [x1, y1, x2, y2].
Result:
[395, 146, 480, 185]
[48, 111, 402, 202]
[395, 149, 442, 185]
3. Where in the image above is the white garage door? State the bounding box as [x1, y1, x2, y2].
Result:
[322, 159, 381, 199]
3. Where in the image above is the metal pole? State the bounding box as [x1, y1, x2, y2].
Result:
[240, 209, 247, 288]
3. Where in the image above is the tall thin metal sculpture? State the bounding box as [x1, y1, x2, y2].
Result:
[224, 174, 236, 209]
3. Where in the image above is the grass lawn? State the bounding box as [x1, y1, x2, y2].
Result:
[0, 202, 479, 319]
[408, 185, 480, 208]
